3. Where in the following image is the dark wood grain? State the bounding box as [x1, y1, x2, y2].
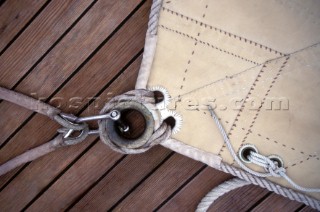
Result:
[70, 147, 171, 211]
[31, 146, 171, 211]
[0, 54, 140, 211]
[251, 193, 304, 212]
[0, 1, 316, 211]
[0, 0, 143, 147]
[112, 153, 203, 211]
[300, 206, 318, 212]
[0, 0, 145, 187]
[0, 0, 48, 52]
[0, 0, 94, 88]
[0, 2, 150, 210]
[158, 168, 232, 211]
[0, 0, 95, 146]
[207, 185, 269, 211]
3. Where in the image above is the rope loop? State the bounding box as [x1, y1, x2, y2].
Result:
[208, 106, 320, 194]
[248, 151, 285, 178]
[98, 89, 172, 154]
[196, 178, 250, 212]
[0, 87, 170, 177]
[54, 114, 90, 146]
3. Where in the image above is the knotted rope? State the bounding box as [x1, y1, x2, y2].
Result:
[98, 89, 171, 154]
[0, 87, 171, 176]
[197, 106, 320, 211]
[208, 106, 320, 192]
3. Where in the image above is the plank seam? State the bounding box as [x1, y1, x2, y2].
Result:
[65, 155, 128, 211]
[244, 192, 272, 211]
[0, 0, 7, 7]
[0, 0, 98, 150]
[154, 165, 207, 211]
[1, 0, 146, 199]
[0, 0, 52, 56]
[21, 137, 101, 211]
[22, 48, 145, 210]
[108, 151, 175, 211]
[9, 0, 98, 91]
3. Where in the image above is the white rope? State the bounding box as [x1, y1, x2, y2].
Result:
[196, 106, 320, 211]
[208, 106, 320, 193]
[147, 0, 163, 35]
[220, 163, 320, 210]
[196, 178, 250, 212]
[248, 152, 320, 193]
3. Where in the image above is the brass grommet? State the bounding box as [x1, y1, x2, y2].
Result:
[268, 155, 284, 168]
[239, 144, 258, 163]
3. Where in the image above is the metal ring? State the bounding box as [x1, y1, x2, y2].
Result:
[54, 114, 87, 131]
[268, 155, 284, 168]
[58, 124, 90, 146]
[99, 101, 155, 149]
[239, 144, 258, 163]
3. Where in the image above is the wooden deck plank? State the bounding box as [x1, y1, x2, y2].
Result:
[30, 146, 171, 211]
[0, 0, 94, 89]
[207, 185, 269, 211]
[0, 1, 317, 211]
[112, 153, 203, 211]
[0, 57, 139, 210]
[251, 193, 304, 212]
[0, 53, 140, 211]
[0, 0, 48, 53]
[0, 0, 143, 147]
[0, 0, 95, 146]
[28, 141, 122, 211]
[157, 160, 308, 211]
[70, 147, 171, 211]
[0, 0, 145, 187]
[300, 206, 318, 212]
[158, 168, 231, 211]
[0, 2, 150, 210]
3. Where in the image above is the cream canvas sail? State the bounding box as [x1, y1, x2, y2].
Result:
[136, 0, 320, 207]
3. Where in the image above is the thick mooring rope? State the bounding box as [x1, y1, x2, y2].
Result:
[147, 0, 163, 36]
[196, 178, 250, 212]
[0, 87, 171, 176]
[198, 107, 320, 211]
[98, 89, 172, 154]
[220, 163, 320, 210]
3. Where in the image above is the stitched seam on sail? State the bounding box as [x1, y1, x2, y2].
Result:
[177, 3, 209, 94]
[161, 6, 284, 56]
[159, 25, 260, 65]
[217, 64, 267, 157]
[230, 57, 290, 165]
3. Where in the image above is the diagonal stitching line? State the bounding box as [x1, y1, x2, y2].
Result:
[222, 56, 289, 166]
[173, 41, 320, 99]
[172, 63, 260, 100]
[238, 57, 290, 144]
[174, 42, 319, 162]
[239, 127, 320, 169]
[159, 25, 260, 65]
[199, 110, 320, 169]
[289, 156, 319, 168]
[162, 6, 285, 56]
[217, 63, 267, 157]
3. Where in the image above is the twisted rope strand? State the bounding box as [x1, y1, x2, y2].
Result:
[196, 106, 320, 210]
[208, 106, 320, 192]
[196, 178, 250, 212]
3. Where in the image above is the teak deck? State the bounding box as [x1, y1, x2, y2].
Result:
[0, 0, 316, 211]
